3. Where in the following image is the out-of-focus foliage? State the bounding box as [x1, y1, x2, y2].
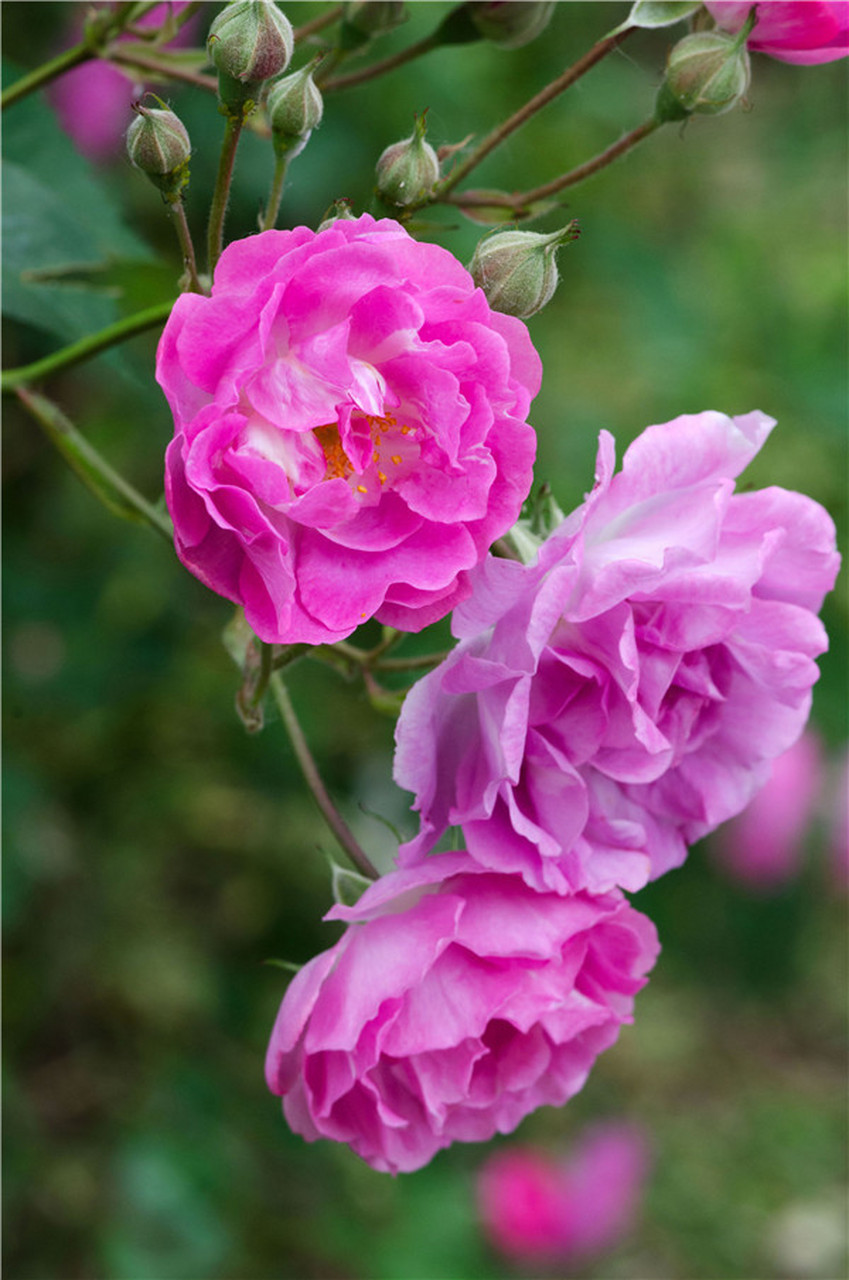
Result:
[3, 3, 846, 1278]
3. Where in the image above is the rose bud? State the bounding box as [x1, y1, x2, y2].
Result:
[470, 221, 580, 319]
[126, 102, 191, 200]
[208, 0, 294, 115]
[467, 1, 556, 48]
[375, 114, 440, 207]
[267, 61, 323, 158]
[341, 1, 408, 42]
[655, 27, 752, 122]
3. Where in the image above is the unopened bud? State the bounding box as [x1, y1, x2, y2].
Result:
[267, 61, 323, 158]
[339, 2, 408, 49]
[318, 198, 358, 230]
[208, 0, 294, 115]
[375, 114, 439, 208]
[470, 222, 579, 319]
[655, 28, 751, 122]
[126, 102, 191, 201]
[467, 1, 556, 48]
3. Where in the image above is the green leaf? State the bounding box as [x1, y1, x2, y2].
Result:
[2, 57, 152, 344]
[610, 0, 703, 35]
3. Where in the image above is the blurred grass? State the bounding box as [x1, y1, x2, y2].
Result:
[2, 4, 847, 1278]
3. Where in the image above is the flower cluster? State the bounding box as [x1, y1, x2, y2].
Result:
[260, 398, 837, 1171]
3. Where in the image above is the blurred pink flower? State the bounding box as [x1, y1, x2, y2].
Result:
[159, 214, 540, 644]
[713, 731, 823, 890]
[394, 411, 839, 896]
[265, 854, 658, 1173]
[48, 3, 198, 163]
[704, 2, 849, 65]
[478, 1122, 650, 1262]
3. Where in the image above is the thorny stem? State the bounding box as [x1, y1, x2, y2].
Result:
[261, 154, 288, 231]
[1, 302, 175, 392]
[435, 26, 635, 202]
[169, 198, 203, 292]
[321, 33, 438, 92]
[294, 4, 344, 42]
[448, 118, 662, 210]
[270, 674, 379, 880]
[207, 112, 244, 274]
[13, 386, 174, 542]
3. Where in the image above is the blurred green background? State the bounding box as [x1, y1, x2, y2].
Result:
[3, 3, 847, 1278]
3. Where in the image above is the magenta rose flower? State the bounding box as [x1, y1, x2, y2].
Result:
[265, 854, 658, 1173]
[158, 215, 540, 644]
[704, 1, 849, 64]
[394, 411, 839, 895]
[477, 1123, 649, 1262]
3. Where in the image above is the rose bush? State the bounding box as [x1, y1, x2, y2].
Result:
[394, 411, 840, 895]
[704, 1, 849, 65]
[158, 214, 540, 644]
[265, 853, 658, 1173]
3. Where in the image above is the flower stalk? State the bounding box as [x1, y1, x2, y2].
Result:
[270, 674, 379, 880]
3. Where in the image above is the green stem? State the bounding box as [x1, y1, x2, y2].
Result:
[1, 301, 175, 392]
[435, 26, 635, 201]
[169, 199, 203, 292]
[321, 32, 438, 92]
[451, 117, 661, 211]
[293, 4, 344, 42]
[270, 674, 379, 879]
[108, 45, 218, 93]
[207, 113, 244, 275]
[261, 154, 288, 231]
[1, 41, 93, 110]
[517, 117, 661, 204]
[14, 386, 173, 542]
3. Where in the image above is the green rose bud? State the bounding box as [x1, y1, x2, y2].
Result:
[126, 102, 191, 201]
[469, 221, 580, 319]
[318, 198, 358, 231]
[655, 28, 751, 122]
[375, 115, 440, 208]
[208, 0, 294, 115]
[467, 1, 556, 48]
[267, 61, 324, 158]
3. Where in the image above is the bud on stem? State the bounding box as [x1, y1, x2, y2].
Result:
[375, 113, 440, 208]
[655, 8, 755, 122]
[126, 100, 191, 201]
[208, 0, 294, 117]
[470, 221, 580, 319]
[267, 59, 324, 159]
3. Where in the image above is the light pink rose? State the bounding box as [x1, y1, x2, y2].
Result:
[704, 1, 849, 65]
[394, 411, 839, 895]
[265, 854, 658, 1173]
[48, 3, 198, 163]
[159, 215, 540, 644]
[713, 731, 823, 890]
[478, 1122, 650, 1261]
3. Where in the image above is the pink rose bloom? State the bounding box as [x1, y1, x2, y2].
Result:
[159, 215, 540, 644]
[713, 731, 822, 890]
[394, 411, 839, 895]
[704, 2, 849, 65]
[265, 854, 658, 1173]
[478, 1123, 650, 1261]
[49, 3, 198, 163]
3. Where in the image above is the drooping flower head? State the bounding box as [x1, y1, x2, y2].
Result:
[704, 1, 849, 65]
[394, 411, 840, 895]
[159, 215, 540, 644]
[265, 854, 659, 1173]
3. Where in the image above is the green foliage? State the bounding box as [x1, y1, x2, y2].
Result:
[3, 3, 847, 1279]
